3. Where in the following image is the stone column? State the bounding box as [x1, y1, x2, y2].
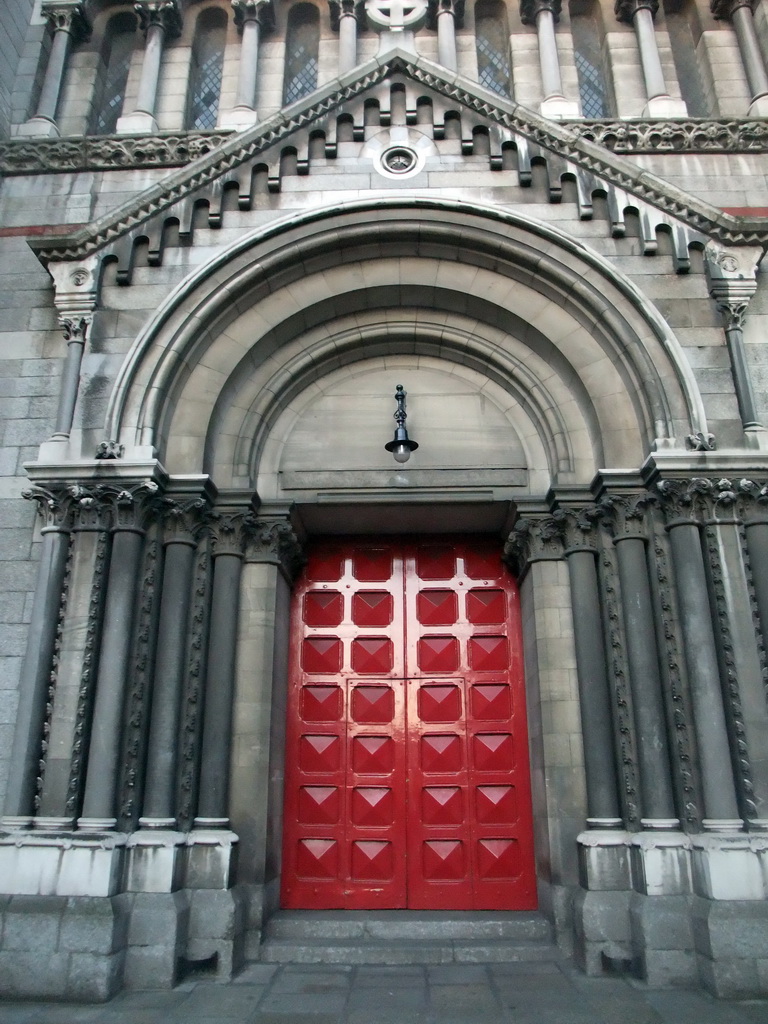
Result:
[657, 479, 741, 829]
[602, 495, 677, 828]
[195, 511, 253, 829]
[615, 0, 687, 116]
[220, 0, 275, 130]
[555, 508, 623, 828]
[18, 1, 90, 138]
[1, 487, 73, 827]
[711, 0, 768, 114]
[329, 0, 362, 73]
[139, 498, 207, 828]
[704, 244, 767, 448]
[78, 482, 160, 831]
[116, 0, 182, 135]
[520, 0, 580, 117]
[426, 0, 464, 72]
[36, 486, 114, 827]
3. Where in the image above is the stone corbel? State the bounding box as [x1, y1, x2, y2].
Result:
[704, 243, 768, 446]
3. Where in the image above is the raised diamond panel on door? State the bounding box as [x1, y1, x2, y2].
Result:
[283, 537, 536, 911]
[352, 592, 393, 626]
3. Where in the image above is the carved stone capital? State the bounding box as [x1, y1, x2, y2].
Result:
[329, 0, 363, 27]
[599, 492, 656, 539]
[207, 510, 255, 557]
[520, 0, 561, 25]
[232, 0, 275, 31]
[244, 518, 305, 578]
[59, 314, 92, 346]
[158, 497, 208, 544]
[22, 484, 75, 532]
[655, 477, 749, 524]
[711, 0, 754, 19]
[134, 0, 182, 37]
[504, 515, 564, 572]
[614, 0, 658, 22]
[41, 1, 90, 40]
[105, 481, 161, 532]
[552, 505, 603, 552]
[427, 0, 465, 27]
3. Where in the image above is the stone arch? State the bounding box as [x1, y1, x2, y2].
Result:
[106, 198, 707, 488]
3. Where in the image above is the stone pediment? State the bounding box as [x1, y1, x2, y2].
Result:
[26, 49, 768, 276]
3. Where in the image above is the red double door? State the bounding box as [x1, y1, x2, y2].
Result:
[281, 537, 537, 911]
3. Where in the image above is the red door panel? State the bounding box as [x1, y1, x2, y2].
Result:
[281, 537, 536, 911]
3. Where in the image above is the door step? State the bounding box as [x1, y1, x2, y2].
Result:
[257, 910, 562, 964]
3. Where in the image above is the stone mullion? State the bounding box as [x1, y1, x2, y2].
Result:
[140, 499, 207, 829]
[603, 497, 677, 828]
[646, 509, 702, 831]
[657, 480, 741, 829]
[195, 511, 253, 828]
[36, 492, 113, 827]
[1, 490, 73, 826]
[78, 484, 160, 831]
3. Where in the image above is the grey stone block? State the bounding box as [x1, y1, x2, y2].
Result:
[123, 944, 179, 991]
[698, 953, 763, 1000]
[59, 896, 129, 954]
[66, 950, 125, 1002]
[630, 894, 694, 951]
[692, 897, 768, 960]
[0, 951, 69, 998]
[3, 895, 64, 951]
[641, 948, 698, 988]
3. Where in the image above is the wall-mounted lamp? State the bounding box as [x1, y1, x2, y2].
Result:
[384, 384, 419, 464]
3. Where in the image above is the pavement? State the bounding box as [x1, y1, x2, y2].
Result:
[1, 960, 768, 1024]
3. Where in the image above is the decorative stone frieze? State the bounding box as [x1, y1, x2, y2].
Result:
[575, 118, 768, 153]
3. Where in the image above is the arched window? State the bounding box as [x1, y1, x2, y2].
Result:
[187, 8, 227, 130]
[570, 1, 610, 118]
[475, 0, 512, 98]
[90, 12, 136, 135]
[283, 4, 319, 106]
[664, 0, 708, 116]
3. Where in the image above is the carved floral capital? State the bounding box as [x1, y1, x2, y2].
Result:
[232, 0, 275, 31]
[244, 518, 305, 578]
[329, 0, 362, 27]
[134, 0, 182, 37]
[520, 0, 561, 25]
[711, 0, 754, 20]
[599, 493, 656, 538]
[59, 314, 92, 345]
[427, 0, 466, 27]
[504, 515, 564, 571]
[614, 0, 658, 22]
[41, 1, 90, 40]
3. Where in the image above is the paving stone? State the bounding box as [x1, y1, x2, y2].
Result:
[257, 994, 348, 1014]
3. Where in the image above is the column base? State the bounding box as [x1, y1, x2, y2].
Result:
[641, 95, 688, 118]
[185, 829, 239, 889]
[577, 829, 632, 890]
[115, 111, 159, 134]
[218, 105, 259, 130]
[690, 832, 768, 899]
[0, 831, 127, 896]
[16, 116, 60, 138]
[630, 831, 692, 895]
[540, 96, 582, 119]
[125, 831, 186, 892]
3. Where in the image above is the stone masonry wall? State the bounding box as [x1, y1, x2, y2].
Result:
[0, 0, 35, 138]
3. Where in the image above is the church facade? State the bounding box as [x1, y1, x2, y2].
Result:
[1, 0, 768, 1003]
